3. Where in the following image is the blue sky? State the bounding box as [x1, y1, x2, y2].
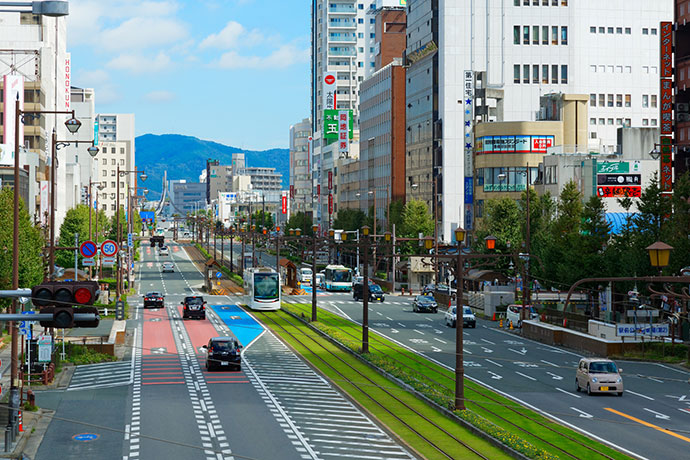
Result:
[66, 0, 310, 150]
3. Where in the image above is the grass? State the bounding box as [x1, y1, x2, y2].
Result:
[261, 309, 512, 460]
[612, 341, 689, 366]
[61, 342, 116, 366]
[279, 302, 632, 460]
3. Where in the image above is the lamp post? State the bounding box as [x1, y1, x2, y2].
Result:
[361, 226, 371, 353]
[116, 167, 147, 299]
[453, 227, 466, 410]
[229, 226, 235, 272]
[311, 224, 318, 322]
[275, 226, 281, 277]
[411, 179, 440, 284]
[646, 241, 673, 276]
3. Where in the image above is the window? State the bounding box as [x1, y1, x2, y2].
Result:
[599, 27, 605, 33]
[642, 118, 649, 126]
[369, 18, 375, 24]
[643, 66, 649, 73]
[642, 94, 649, 107]
[514, 64, 521, 83]
[590, 118, 596, 125]
[120, 148, 124, 154]
[358, 18, 363, 24]
[616, 66, 623, 73]
[599, 65, 605, 73]
[120, 182, 124, 188]
[533, 26, 539, 44]
[607, 27, 614, 34]
[599, 118, 605, 125]
[616, 118, 623, 126]
[624, 118, 631, 127]
[551, 64, 558, 83]
[642, 28, 649, 35]
[111, 182, 115, 188]
[542, 64, 549, 83]
[625, 27, 631, 34]
[616, 94, 623, 107]
[120, 159, 125, 165]
[625, 94, 631, 107]
[533, 65, 539, 83]
[608, 65, 614, 73]
[524, 26, 530, 44]
[651, 28, 657, 35]
[111, 148, 116, 153]
[523, 64, 530, 83]
[560, 64, 567, 83]
[561, 26, 568, 44]
[542, 25, 548, 44]
[551, 26, 558, 44]
[625, 66, 631, 73]
[102, 158, 107, 165]
[607, 94, 614, 107]
[514, 26, 520, 44]
[590, 132, 597, 139]
[590, 94, 596, 106]
[111, 170, 116, 176]
[599, 94, 605, 106]
[590, 26, 596, 33]
[590, 65, 597, 72]
[651, 94, 657, 108]
[607, 118, 614, 125]
[616, 27, 622, 34]
[102, 170, 107, 177]
[111, 205, 115, 211]
[651, 119, 657, 126]
[111, 159, 116, 165]
[651, 66, 657, 74]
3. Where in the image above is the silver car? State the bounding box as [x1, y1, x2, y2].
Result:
[161, 262, 174, 273]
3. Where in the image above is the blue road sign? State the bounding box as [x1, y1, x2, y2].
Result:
[73, 433, 99, 442]
[127, 233, 133, 248]
[80, 240, 97, 258]
[216, 271, 222, 279]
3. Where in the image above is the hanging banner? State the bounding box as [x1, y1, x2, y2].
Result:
[40, 181, 49, 225]
[338, 110, 349, 156]
[328, 193, 333, 215]
[281, 194, 287, 214]
[328, 170, 333, 190]
[322, 72, 337, 111]
[64, 55, 71, 110]
[660, 136, 673, 192]
[660, 78, 673, 135]
[660, 22, 673, 78]
[323, 110, 353, 140]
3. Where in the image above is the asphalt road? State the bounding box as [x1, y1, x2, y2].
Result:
[294, 290, 690, 460]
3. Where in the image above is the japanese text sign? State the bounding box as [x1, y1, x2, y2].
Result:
[660, 136, 673, 192]
[597, 186, 641, 198]
[323, 109, 353, 140]
[660, 22, 673, 78]
[660, 78, 673, 135]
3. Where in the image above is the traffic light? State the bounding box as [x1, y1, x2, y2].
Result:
[149, 236, 164, 247]
[31, 281, 100, 328]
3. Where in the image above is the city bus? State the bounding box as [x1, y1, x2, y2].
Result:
[243, 267, 281, 311]
[324, 265, 353, 291]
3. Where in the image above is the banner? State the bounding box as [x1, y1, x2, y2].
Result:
[660, 22, 673, 78]
[596, 174, 641, 186]
[328, 193, 333, 215]
[322, 72, 337, 111]
[323, 109, 353, 140]
[476, 135, 554, 154]
[40, 181, 49, 225]
[328, 170, 333, 190]
[3, 75, 24, 160]
[338, 110, 349, 156]
[660, 136, 673, 192]
[616, 323, 669, 337]
[596, 161, 630, 174]
[63, 55, 71, 110]
[596, 186, 642, 198]
[0, 144, 12, 166]
[660, 79, 673, 135]
[281, 194, 287, 214]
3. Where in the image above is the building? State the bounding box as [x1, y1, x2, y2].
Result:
[289, 118, 312, 215]
[168, 180, 206, 216]
[404, 0, 673, 242]
[244, 166, 283, 202]
[675, 0, 690, 178]
[95, 114, 136, 218]
[65, 87, 96, 212]
[0, 165, 30, 207]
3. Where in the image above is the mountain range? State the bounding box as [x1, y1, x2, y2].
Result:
[135, 134, 290, 199]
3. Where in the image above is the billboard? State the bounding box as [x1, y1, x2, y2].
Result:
[476, 135, 554, 154]
[322, 72, 337, 111]
[338, 110, 349, 156]
[323, 109, 353, 140]
[596, 174, 641, 186]
[596, 186, 642, 198]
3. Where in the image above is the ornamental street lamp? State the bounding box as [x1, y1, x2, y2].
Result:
[116, 167, 146, 299]
[646, 241, 673, 276]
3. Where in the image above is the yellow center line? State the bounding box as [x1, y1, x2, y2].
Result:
[605, 407, 690, 443]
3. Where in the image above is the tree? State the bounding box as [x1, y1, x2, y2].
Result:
[334, 208, 367, 232]
[0, 189, 44, 307]
[475, 197, 522, 253]
[251, 210, 274, 231]
[285, 211, 313, 236]
[56, 205, 90, 270]
[388, 198, 404, 233]
[398, 200, 434, 254]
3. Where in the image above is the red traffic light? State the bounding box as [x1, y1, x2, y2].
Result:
[31, 281, 100, 307]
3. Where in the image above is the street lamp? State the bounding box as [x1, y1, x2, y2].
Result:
[454, 226, 466, 411]
[311, 224, 319, 321]
[115, 168, 147, 298]
[646, 241, 673, 275]
[361, 225, 371, 353]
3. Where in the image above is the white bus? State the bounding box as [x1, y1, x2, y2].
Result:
[243, 267, 281, 311]
[324, 265, 353, 292]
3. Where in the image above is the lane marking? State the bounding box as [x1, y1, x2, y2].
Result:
[643, 408, 670, 420]
[515, 371, 536, 381]
[606, 407, 690, 443]
[555, 387, 581, 399]
[540, 359, 558, 367]
[485, 359, 503, 368]
[570, 407, 593, 418]
[627, 390, 654, 401]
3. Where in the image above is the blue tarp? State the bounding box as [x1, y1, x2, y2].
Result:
[605, 212, 637, 235]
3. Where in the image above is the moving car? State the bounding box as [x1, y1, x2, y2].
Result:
[506, 304, 539, 328]
[298, 267, 313, 285]
[445, 305, 476, 328]
[203, 337, 242, 371]
[412, 295, 438, 313]
[159, 246, 169, 256]
[422, 283, 457, 299]
[352, 282, 385, 302]
[161, 262, 174, 273]
[315, 272, 325, 289]
[181, 296, 206, 319]
[576, 358, 623, 396]
[143, 292, 164, 308]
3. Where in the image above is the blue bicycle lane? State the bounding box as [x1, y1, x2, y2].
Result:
[210, 304, 266, 347]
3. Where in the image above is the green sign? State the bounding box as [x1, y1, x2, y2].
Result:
[597, 161, 629, 174]
[323, 110, 353, 140]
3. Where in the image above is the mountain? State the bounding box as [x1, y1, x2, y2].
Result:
[135, 134, 290, 199]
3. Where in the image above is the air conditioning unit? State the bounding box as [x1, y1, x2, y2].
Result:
[677, 103, 689, 113]
[678, 113, 690, 122]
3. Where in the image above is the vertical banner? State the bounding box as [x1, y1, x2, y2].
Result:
[660, 136, 673, 192]
[338, 110, 350, 157]
[328, 193, 333, 215]
[3, 75, 24, 158]
[281, 193, 287, 214]
[322, 73, 337, 111]
[94, 118, 99, 146]
[660, 22, 673, 78]
[64, 55, 71, 110]
[463, 70, 474, 230]
[328, 170, 333, 190]
[40, 181, 49, 225]
[660, 81, 673, 135]
[289, 184, 295, 198]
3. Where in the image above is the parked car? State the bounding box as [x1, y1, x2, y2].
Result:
[506, 304, 538, 328]
[203, 337, 242, 371]
[412, 295, 438, 313]
[161, 262, 174, 273]
[143, 292, 164, 308]
[444, 305, 476, 328]
[353, 282, 385, 302]
[181, 296, 206, 319]
[422, 283, 457, 299]
[576, 358, 623, 396]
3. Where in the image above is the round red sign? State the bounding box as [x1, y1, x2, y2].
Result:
[324, 75, 335, 85]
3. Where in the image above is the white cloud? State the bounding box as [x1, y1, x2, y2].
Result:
[199, 21, 264, 50]
[99, 17, 188, 52]
[107, 52, 172, 74]
[143, 90, 175, 103]
[74, 69, 121, 104]
[215, 44, 309, 69]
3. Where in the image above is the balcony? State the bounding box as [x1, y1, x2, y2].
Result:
[329, 35, 356, 43]
[329, 20, 356, 29]
[328, 49, 356, 57]
[329, 5, 355, 14]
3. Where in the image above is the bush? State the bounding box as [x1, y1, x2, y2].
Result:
[62, 342, 116, 365]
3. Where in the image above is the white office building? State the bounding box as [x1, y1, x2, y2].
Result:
[95, 114, 136, 218]
[404, 0, 672, 242]
[63, 87, 97, 212]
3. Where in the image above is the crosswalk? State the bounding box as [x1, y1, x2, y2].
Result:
[68, 360, 133, 391]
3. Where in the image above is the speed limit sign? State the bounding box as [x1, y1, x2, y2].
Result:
[101, 239, 118, 257]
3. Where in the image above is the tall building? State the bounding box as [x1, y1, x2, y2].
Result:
[244, 166, 283, 202]
[675, 0, 690, 178]
[289, 118, 312, 215]
[168, 180, 206, 216]
[65, 87, 96, 212]
[95, 114, 136, 218]
[404, 0, 673, 242]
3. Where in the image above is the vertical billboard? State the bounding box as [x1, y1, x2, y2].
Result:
[63, 55, 71, 110]
[3, 75, 24, 159]
[322, 73, 337, 111]
[338, 110, 349, 156]
[463, 70, 474, 230]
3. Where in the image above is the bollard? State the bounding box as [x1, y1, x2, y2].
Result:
[4, 428, 10, 452]
[499, 318, 503, 328]
[18, 412, 22, 433]
[509, 320, 513, 330]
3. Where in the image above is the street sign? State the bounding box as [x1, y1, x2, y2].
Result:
[616, 323, 669, 337]
[216, 271, 222, 279]
[72, 433, 99, 442]
[82, 258, 95, 267]
[102, 257, 115, 266]
[127, 233, 133, 248]
[101, 239, 118, 257]
[79, 240, 97, 258]
[37, 334, 52, 362]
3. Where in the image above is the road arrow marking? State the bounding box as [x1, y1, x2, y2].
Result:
[488, 371, 503, 380]
[431, 346, 442, 353]
[390, 329, 399, 334]
[570, 407, 593, 418]
[509, 348, 527, 356]
[433, 329, 444, 334]
[547, 372, 563, 380]
[643, 408, 670, 420]
[481, 347, 494, 354]
[681, 395, 688, 402]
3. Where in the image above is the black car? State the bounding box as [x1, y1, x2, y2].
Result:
[412, 295, 438, 313]
[353, 282, 385, 302]
[203, 337, 242, 371]
[181, 296, 206, 319]
[143, 292, 164, 308]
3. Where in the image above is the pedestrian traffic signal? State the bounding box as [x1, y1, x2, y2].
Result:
[31, 281, 100, 328]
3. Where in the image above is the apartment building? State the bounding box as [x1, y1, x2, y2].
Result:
[289, 118, 312, 215]
[65, 87, 97, 212]
[95, 114, 136, 218]
[676, 0, 690, 178]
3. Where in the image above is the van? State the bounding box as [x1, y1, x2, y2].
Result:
[506, 304, 538, 328]
[576, 358, 623, 396]
[298, 267, 313, 285]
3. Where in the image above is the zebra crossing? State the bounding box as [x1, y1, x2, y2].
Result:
[67, 360, 133, 391]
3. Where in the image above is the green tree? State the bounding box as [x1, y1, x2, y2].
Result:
[251, 210, 274, 231]
[334, 207, 367, 232]
[388, 198, 404, 233]
[56, 205, 92, 270]
[398, 200, 434, 254]
[0, 189, 44, 307]
[475, 197, 522, 253]
[285, 211, 313, 236]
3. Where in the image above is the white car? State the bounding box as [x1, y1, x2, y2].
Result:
[444, 305, 476, 328]
[159, 246, 169, 256]
[298, 267, 313, 285]
[506, 304, 539, 328]
[161, 262, 174, 273]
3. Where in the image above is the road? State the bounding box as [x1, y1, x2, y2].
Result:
[297, 290, 690, 460]
[34, 236, 417, 460]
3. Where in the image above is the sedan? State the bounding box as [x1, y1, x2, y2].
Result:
[143, 292, 164, 308]
[444, 305, 476, 328]
[203, 337, 242, 371]
[412, 295, 438, 313]
[161, 262, 174, 273]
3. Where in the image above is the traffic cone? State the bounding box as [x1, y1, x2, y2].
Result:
[509, 320, 514, 330]
[492, 312, 496, 321]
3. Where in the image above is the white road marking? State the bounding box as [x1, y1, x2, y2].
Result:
[570, 407, 593, 418]
[555, 387, 581, 398]
[643, 408, 670, 420]
[433, 338, 446, 344]
[627, 390, 654, 401]
[547, 372, 563, 381]
[515, 371, 537, 381]
[509, 348, 527, 356]
[540, 359, 559, 367]
[481, 338, 495, 345]
[488, 371, 503, 380]
[485, 359, 503, 368]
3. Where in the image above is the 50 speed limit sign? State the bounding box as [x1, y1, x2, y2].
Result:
[101, 239, 118, 257]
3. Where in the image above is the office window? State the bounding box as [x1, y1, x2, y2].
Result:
[533, 26, 539, 44]
[624, 118, 631, 127]
[599, 26, 605, 33]
[590, 94, 596, 106]
[625, 27, 631, 34]
[542, 0, 548, 5]
[599, 94, 605, 106]
[651, 94, 657, 108]
[542, 25, 548, 44]
[542, 64, 549, 83]
[102, 170, 107, 177]
[642, 28, 648, 35]
[616, 27, 622, 34]
[651, 28, 657, 35]
[120, 159, 125, 165]
[102, 158, 107, 165]
[523, 64, 530, 83]
[642, 94, 649, 107]
[561, 26, 568, 44]
[625, 66, 631, 73]
[608, 65, 614, 73]
[524, 26, 530, 44]
[651, 66, 657, 74]
[616, 65, 623, 73]
[651, 119, 657, 126]
[120, 148, 124, 154]
[590, 65, 597, 72]
[533, 0, 539, 5]
[111, 182, 115, 188]
[608, 94, 614, 107]
[590, 132, 598, 139]
[552, 26, 558, 44]
[599, 118, 605, 125]
[514, 64, 521, 83]
[561, 64, 567, 83]
[358, 18, 363, 24]
[643, 65, 649, 73]
[608, 27, 614, 34]
[590, 26, 596, 33]
[533, 65, 539, 83]
[607, 118, 614, 125]
[625, 94, 631, 107]
[551, 64, 558, 83]
[616, 118, 623, 126]
[514, 0, 520, 5]
[599, 65, 605, 73]
[111, 205, 115, 211]
[590, 118, 596, 125]
[642, 118, 649, 126]
[111, 170, 116, 176]
[111, 148, 116, 153]
[514, 26, 520, 44]
[616, 94, 623, 107]
[111, 159, 116, 165]
[561, 0, 567, 4]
